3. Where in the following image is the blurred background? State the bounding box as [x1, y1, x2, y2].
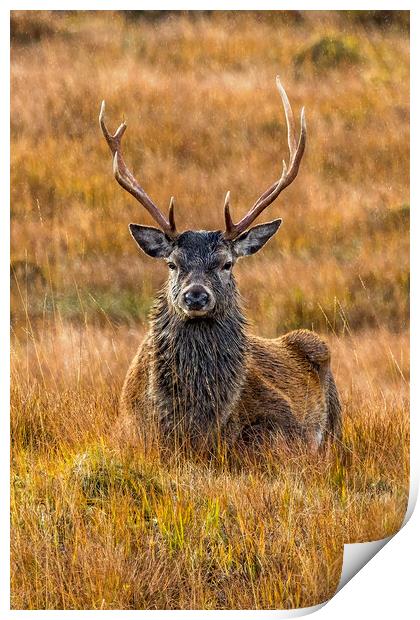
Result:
[11, 10, 409, 337]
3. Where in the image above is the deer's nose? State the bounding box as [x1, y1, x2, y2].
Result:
[183, 285, 210, 310]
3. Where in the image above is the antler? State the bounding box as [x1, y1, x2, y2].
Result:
[99, 101, 177, 238]
[224, 77, 306, 240]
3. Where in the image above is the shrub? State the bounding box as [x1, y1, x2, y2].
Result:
[294, 36, 362, 73]
[11, 11, 57, 44]
[344, 10, 409, 31]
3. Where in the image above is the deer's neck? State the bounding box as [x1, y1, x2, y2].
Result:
[149, 292, 247, 444]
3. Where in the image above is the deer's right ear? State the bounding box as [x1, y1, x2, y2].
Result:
[129, 224, 173, 258]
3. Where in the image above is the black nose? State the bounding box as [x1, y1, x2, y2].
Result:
[184, 285, 210, 310]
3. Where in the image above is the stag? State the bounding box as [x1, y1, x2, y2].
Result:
[99, 78, 341, 453]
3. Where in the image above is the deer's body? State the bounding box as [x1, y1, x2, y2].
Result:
[100, 78, 342, 453]
[119, 235, 341, 450]
[121, 330, 340, 450]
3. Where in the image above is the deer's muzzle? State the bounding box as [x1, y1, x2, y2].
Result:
[180, 284, 215, 318]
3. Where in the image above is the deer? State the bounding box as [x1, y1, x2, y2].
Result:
[99, 77, 341, 455]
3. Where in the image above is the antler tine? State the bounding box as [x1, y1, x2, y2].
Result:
[224, 191, 235, 237]
[99, 101, 177, 238]
[224, 78, 306, 240]
[276, 76, 297, 155]
[99, 100, 127, 154]
[168, 196, 176, 232]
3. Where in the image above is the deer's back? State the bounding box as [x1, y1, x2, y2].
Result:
[239, 329, 331, 432]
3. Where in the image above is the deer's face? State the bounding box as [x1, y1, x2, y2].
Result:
[164, 231, 232, 318]
[129, 222, 282, 319]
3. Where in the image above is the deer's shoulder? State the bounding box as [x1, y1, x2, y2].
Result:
[121, 334, 153, 399]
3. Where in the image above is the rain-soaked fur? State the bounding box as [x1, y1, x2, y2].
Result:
[119, 229, 342, 453]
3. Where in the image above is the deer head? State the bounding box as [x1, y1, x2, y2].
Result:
[99, 77, 306, 320]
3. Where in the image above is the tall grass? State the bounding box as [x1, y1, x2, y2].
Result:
[11, 10, 409, 609]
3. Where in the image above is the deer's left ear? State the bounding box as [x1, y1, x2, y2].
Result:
[232, 219, 282, 257]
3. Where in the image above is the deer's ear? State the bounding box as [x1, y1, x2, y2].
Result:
[129, 224, 173, 258]
[232, 219, 282, 257]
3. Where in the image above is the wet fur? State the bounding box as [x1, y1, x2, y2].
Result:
[119, 268, 341, 452]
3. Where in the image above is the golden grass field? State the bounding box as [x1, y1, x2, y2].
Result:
[10, 10, 409, 610]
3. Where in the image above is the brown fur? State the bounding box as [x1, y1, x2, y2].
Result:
[119, 326, 341, 452]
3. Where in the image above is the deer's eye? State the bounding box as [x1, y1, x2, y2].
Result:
[222, 261, 232, 271]
[167, 262, 177, 271]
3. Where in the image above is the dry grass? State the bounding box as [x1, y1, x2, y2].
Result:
[10, 10, 409, 610]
